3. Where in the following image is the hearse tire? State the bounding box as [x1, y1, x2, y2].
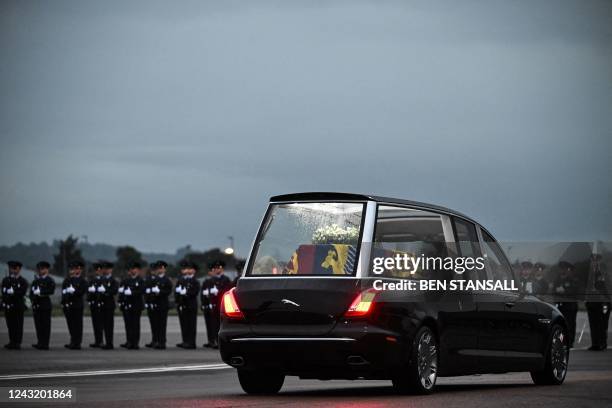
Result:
[530, 324, 569, 386]
[392, 326, 438, 395]
[237, 369, 285, 394]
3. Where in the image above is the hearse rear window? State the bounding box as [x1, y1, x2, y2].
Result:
[249, 202, 365, 276]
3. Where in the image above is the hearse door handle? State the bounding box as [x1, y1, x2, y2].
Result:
[505, 302, 515, 308]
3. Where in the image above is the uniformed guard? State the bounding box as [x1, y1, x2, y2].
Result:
[201, 262, 216, 348]
[144, 263, 159, 348]
[118, 262, 144, 349]
[532, 263, 550, 296]
[87, 262, 104, 348]
[30, 261, 56, 350]
[519, 261, 534, 294]
[61, 260, 87, 349]
[201, 260, 231, 349]
[145, 261, 172, 349]
[553, 261, 582, 347]
[586, 252, 611, 351]
[2, 261, 28, 349]
[175, 260, 200, 349]
[98, 261, 118, 349]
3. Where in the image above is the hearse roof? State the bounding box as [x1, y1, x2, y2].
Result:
[269, 192, 481, 226]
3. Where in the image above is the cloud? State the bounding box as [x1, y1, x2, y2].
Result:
[1, 0, 611, 252]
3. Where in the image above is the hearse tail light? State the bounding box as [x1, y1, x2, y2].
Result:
[221, 287, 245, 320]
[345, 288, 378, 317]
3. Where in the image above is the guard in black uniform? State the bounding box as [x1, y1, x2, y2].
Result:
[553, 261, 582, 348]
[2, 261, 28, 349]
[519, 261, 534, 294]
[61, 261, 88, 349]
[87, 262, 104, 348]
[29, 261, 56, 350]
[175, 261, 200, 349]
[533, 263, 550, 296]
[98, 261, 118, 349]
[201, 260, 231, 348]
[144, 263, 159, 348]
[586, 253, 611, 351]
[118, 262, 144, 349]
[145, 261, 172, 349]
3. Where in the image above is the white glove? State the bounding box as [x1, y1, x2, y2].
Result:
[118, 286, 125, 294]
[124, 287, 132, 296]
[33, 287, 41, 296]
[145, 288, 151, 294]
[62, 288, 67, 294]
[202, 288, 209, 296]
[180, 287, 187, 295]
[88, 286, 96, 293]
[67, 285, 75, 294]
[97, 285, 106, 293]
[175, 285, 183, 293]
[7, 287, 14, 294]
[210, 286, 219, 296]
[152, 286, 160, 294]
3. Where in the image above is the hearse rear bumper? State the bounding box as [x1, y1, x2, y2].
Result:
[219, 323, 409, 378]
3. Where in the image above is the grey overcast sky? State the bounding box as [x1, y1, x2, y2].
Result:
[1, 0, 611, 254]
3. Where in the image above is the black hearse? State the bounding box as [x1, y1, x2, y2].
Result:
[219, 193, 569, 394]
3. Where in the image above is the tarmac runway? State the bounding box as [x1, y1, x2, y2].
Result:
[0, 313, 610, 407]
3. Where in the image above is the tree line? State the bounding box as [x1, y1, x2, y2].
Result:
[1, 235, 243, 279]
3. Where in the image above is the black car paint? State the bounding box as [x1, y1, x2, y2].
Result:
[219, 193, 567, 380]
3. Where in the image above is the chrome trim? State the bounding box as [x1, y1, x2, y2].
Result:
[230, 337, 356, 343]
[356, 201, 377, 278]
[475, 226, 489, 278]
[441, 214, 458, 257]
[281, 299, 300, 307]
[441, 215, 455, 244]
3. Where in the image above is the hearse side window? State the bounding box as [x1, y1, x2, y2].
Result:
[249, 202, 365, 276]
[371, 205, 449, 279]
[452, 217, 484, 281]
[480, 230, 516, 285]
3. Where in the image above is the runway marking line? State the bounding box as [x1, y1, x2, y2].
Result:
[0, 363, 232, 380]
